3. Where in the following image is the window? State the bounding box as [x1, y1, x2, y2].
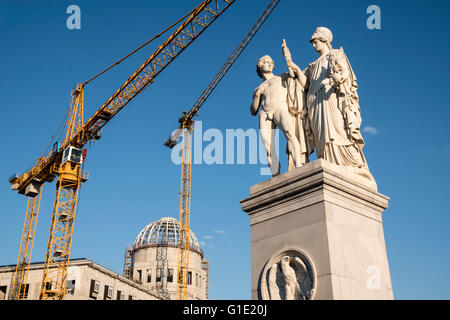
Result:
[62, 146, 83, 165]
[128, 295, 133, 300]
[147, 269, 152, 283]
[63, 147, 70, 162]
[0, 286, 7, 300]
[70, 148, 82, 163]
[188, 272, 192, 285]
[167, 269, 173, 283]
[89, 280, 100, 299]
[116, 290, 125, 300]
[20, 284, 29, 299]
[104, 285, 113, 300]
[196, 273, 198, 287]
[67, 280, 75, 295]
[52, 141, 60, 155]
[137, 270, 142, 283]
[93, 281, 100, 293]
[45, 282, 52, 291]
[156, 268, 161, 282]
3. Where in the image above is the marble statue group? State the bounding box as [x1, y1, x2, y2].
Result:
[245, 28, 392, 302]
[251, 27, 376, 187]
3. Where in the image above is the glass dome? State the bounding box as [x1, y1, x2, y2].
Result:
[134, 217, 202, 254]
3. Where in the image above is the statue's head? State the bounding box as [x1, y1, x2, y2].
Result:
[310, 27, 333, 52]
[256, 55, 274, 79]
[281, 256, 291, 264]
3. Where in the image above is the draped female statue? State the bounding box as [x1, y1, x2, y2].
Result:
[282, 27, 376, 188]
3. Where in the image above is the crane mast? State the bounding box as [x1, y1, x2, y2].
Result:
[167, 0, 280, 300]
[39, 85, 86, 300]
[176, 120, 194, 300]
[9, 0, 235, 300]
[8, 186, 43, 300]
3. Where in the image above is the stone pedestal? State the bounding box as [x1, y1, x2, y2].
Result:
[240, 159, 393, 300]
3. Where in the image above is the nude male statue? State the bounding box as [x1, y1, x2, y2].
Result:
[250, 55, 303, 176]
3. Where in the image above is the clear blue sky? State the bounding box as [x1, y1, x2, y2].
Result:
[1, 0, 449, 299]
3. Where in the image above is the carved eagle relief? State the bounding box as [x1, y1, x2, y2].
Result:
[266, 255, 313, 300]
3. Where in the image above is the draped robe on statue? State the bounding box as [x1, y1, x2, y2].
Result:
[301, 48, 377, 189]
[284, 72, 310, 169]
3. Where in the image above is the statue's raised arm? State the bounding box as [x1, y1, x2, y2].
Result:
[281, 39, 307, 88]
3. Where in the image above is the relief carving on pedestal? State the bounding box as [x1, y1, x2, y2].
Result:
[260, 250, 315, 300]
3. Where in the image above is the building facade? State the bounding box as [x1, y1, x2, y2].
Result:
[0, 258, 165, 300]
[0, 216, 209, 300]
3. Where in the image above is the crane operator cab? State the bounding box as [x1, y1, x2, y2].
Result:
[62, 146, 83, 165]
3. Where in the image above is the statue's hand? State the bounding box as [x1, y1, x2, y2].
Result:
[286, 60, 296, 69]
[282, 39, 291, 60]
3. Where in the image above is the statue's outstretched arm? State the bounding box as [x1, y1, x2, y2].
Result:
[282, 39, 307, 88]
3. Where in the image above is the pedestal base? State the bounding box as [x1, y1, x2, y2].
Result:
[240, 159, 393, 300]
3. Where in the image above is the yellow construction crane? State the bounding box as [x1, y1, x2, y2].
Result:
[164, 0, 280, 300]
[8, 0, 235, 300]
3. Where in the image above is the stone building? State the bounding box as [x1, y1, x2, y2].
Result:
[0, 258, 165, 300]
[129, 217, 209, 300]
[0, 216, 209, 300]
